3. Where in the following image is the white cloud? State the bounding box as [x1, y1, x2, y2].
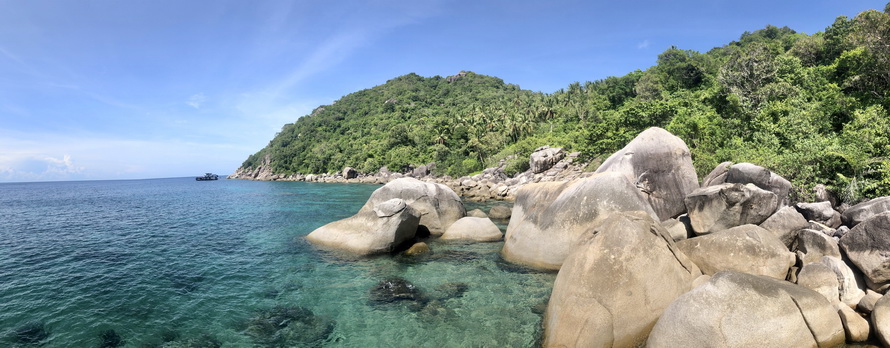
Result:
[637, 39, 651, 49]
[187, 93, 207, 109]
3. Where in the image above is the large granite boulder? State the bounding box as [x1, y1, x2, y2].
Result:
[840, 212, 890, 292]
[362, 177, 465, 236]
[529, 146, 564, 174]
[306, 199, 420, 255]
[797, 262, 841, 305]
[795, 229, 841, 265]
[820, 256, 867, 308]
[759, 206, 809, 247]
[843, 196, 890, 227]
[594, 127, 700, 220]
[684, 183, 778, 235]
[874, 293, 890, 346]
[796, 201, 842, 228]
[701, 161, 733, 187]
[647, 271, 846, 348]
[502, 172, 657, 270]
[726, 162, 792, 208]
[544, 211, 701, 347]
[839, 304, 870, 342]
[439, 217, 502, 242]
[676, 224, 795, 279]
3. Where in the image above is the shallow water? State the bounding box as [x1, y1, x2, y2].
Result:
[0, 178, 553, 347]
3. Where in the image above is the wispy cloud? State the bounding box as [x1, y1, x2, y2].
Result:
[187, 93, 207, 109]
[637, 39, 651, 49]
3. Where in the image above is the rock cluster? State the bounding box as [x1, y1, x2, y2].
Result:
[245, 127, 890, 346]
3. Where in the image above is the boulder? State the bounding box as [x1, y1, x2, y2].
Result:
[725, 162, 792, 208]
[701, 161, 732, 187]
[488, 205, 512, 220]
[342, 167, 358, 179]
[594, 127, 700, 220]
[502, 172, 657, 270]
[796, 262, 840, 305]
[759, 206, 809, 247]
[543, 211, 701, 348]
[838, 303, 870, 342]
[874, 294, 890, 346]
[439, 217, 502, 242]
[403, 242, 430, 256]
[529, 146, 564, 174]
[685, 183, 778, 235]
[647, 271, 846, 348]
[796, 201, 842, 228]
[306, 198, 420, 255]
[361, 177, 465, 236]
[839, 212, 890, 292]
[821, 256, 867, 308]
[843, 196, 890, 227]
[858, 289, 882, 314]
[795, 229, 842, 265]
[814, 184, 839, 208]
[661, 218, 690, 242]
[466, 209, 487, 218]
[676, 224, 795, 279]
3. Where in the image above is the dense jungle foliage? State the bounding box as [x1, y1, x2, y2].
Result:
[241, 5, 890, 203]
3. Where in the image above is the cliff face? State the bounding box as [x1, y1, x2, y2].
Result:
[228, 154, 275, 180]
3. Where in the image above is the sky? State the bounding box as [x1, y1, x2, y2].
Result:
[0, 0, 886, 182]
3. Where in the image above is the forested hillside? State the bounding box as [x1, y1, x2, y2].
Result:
[240, 4, 890, 202]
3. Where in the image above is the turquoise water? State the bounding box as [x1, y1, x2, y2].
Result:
[0, 178, 554, 347]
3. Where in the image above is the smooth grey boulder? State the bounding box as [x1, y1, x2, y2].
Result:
[544, 211, 701, 348]
[795, 229, 842, 265]
[647, 271, 846, 348]
[797, 262, 840, 305]
[487, 205, 512, 220]
[529, 146, 564, 174]
[661, 218, 690, 242]
[594, 127, 700, 220]
[701, 161, 732, 187]
[676, 224, 795, 279]
[840, 212, 890, 292]
[759, 206, 809, 247]
[439, 217, 502, 242]
[796, 201, 842, 228]
[858, 289, 882, 314]
[685, 183, 778, 235]
[838, 304, 870, 342]
[873, 293, 890, 346]
[362, 177, 465, 236]
[821, 256, 867, 308]
[502, 172, 657, 270]
[843, 196, 890, 227]
[342, 166, 358, 179]
[814, 184, 839, 208]
[726, 162, 792, 208]
[306, 198, 420, 255]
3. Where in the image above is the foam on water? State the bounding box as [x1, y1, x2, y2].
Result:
[0, 178, 553, 347]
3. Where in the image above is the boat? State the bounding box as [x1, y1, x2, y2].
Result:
[196, 173, 219, 181]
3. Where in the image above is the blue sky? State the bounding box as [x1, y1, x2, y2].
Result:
[0, 0, 886, 182]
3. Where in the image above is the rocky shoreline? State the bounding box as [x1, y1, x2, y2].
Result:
[234, 127, 890, 347]
[227, 145, 591, 202]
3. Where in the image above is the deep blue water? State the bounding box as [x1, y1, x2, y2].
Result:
[0, 178, 553, 347]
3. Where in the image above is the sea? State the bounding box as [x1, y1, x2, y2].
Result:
[0, 178, 555, 347]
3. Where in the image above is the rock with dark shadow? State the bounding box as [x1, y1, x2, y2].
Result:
[245, 306, 334, 347]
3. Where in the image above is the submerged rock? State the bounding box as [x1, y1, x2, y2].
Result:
[12, 321, 49, 344]
[158, 333, 222, 348]
[98, 329, 124, 348]
[245, 306, 334, 347]
[369, 277, 425, 304]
